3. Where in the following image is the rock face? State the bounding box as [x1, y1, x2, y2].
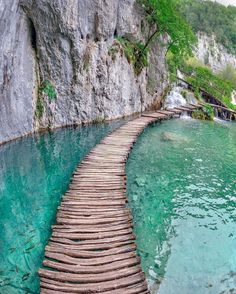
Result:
[0, 0, 168, 144]
[196, 33, 236, 72]
[0, 0, 37, 144]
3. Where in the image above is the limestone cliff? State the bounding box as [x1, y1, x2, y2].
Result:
[196, 33, 236, 72]
[0, 0, 168, 144]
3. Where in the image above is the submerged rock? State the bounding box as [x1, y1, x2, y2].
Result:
[161, 131, 189, 142]
[135, 177, 146, 187]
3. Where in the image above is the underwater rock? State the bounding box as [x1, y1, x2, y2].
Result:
[135, 177, 146, 187]
[149, 277, 162, 293]
[161, 131, 189, 142]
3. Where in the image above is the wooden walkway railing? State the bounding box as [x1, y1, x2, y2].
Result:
[39, 105, 198, 294]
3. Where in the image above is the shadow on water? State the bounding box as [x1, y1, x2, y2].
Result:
[0, 120, 125, 294]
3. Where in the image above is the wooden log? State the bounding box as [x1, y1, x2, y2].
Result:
[57, 206, 126, 213]
[50, 233, 135, 246]
[39, 266, 142, 283]
[45, 243, 137, 258]
[57, 210, 130, 218]
[60, 199, 126, 206]
[58, 205, 126, 211]
[57, 215, 130, 225]
[45, 251, 137, 266]
[40, 272, 146, 293]
[52, 222, 132, 233]
[52, 227, 133, 240]
[166, 108, 182, 114]
[174, 106, 193, 112]
[43, 256, 140, 274]
[142, 113, 167, 119]
[41, 282, 148, 294]
[48, 239, 135, 251]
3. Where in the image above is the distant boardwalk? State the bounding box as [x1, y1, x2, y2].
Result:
[39, 106, 197, 293]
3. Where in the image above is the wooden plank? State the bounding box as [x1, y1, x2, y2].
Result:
[40, 272, 146, 293]
[43, 256, 140, 274]
[45, 243, 137, 258]
[52, 222, 133, 233]
[48, 239, 135, 251]
[52, 227, 133, 240]
[166, 108, 182, 114]
[39, 266, 142, 283]
[142, 113, 168, 119]
[44, 251, 137, 266]
[156, 110, 174, 116]
[57, 215, 131, 225]
[174, 106, 193, 111]
[50, 234, 135, 246]
[39, 107, 200, 293]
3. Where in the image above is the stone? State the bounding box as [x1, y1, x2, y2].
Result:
[196, 33, 236, 72]
[161, 132, 189, 143]
[0, 0, 168, 144]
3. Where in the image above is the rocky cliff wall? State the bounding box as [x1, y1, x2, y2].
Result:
[0, 0, 168, 144]
[0, 0, 37, 144]
[196, 33, 236, 72]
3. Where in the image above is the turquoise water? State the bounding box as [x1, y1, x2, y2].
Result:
[126, 119, 236, 294]
[0, 121, 124, 294]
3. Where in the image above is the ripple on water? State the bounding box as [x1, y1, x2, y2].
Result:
[126, 119, 236, 294]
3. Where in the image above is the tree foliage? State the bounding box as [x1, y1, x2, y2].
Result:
[180, 0, 236, 54]
[219, 64, 236, 88]
[140, 0, 196, 65]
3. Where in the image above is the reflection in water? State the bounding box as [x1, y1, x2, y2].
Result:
[126, 119, 236, 294]
[0, 120, 124, 294]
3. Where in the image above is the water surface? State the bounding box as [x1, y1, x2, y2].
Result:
[0, 120, 124, 294]
[126, 119, 236, 294]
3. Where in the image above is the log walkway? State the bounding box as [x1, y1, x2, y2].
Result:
[39, 105, 198, 293]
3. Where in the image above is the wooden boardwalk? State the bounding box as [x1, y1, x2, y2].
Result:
[39, 106, 197, 293]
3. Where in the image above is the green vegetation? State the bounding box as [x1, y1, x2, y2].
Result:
[35, 96, 44, 119]
[108, 46, 120, 61]
[109, 0, 196, 75]
[39, 80, 57, 101]
[192, 104, 214, 121]
[115, 37, 148, 75]
[92, 116, 106, 124]
[180, 0, 236, 55]
[181, 89, 187, 98]
[180, 58, 236, 110]
[35, 80, 56, 119]
[140, 0, 196, 67]
[219, 64, 236, 89]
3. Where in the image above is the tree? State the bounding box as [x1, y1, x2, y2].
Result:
[139, 0, 197, 65]
[180, 0, 236, 55]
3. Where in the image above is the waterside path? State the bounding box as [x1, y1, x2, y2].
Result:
[39, 105, 198, 293]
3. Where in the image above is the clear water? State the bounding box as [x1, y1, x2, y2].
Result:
[0, 120, 124, 294]
[126, 119, 236, 294]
